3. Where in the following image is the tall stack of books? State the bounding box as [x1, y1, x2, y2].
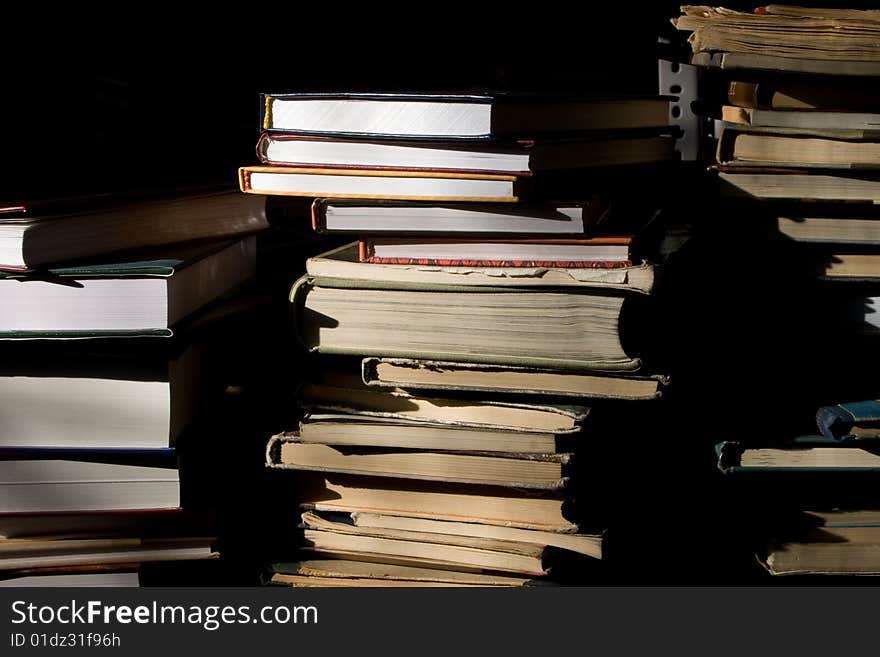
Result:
[674, 4, 880, 578]
[241, 91, 677, 585]
[0, 189, 268, 586]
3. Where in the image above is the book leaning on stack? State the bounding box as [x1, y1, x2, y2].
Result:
[0, 189, 268, 586]
[240, 90, 676, 585]
[674, 4, 880, 579]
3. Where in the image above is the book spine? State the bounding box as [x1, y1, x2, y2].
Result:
[237, 167, 252, 193]
[310, 199, 326, 233]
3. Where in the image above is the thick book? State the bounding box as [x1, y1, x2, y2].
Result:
[239, 166, 523, 202]
[717, 436, 880, 473]
[717, 125, 880, 169]
[0, 237, 255, 338]
[298, 474, 578, 532]
[297, 414, 565, 454]
[361, 358, 667, 399]
[0, 344, 208, 450]
[762, 513, 880, 575]
[674, 6, 880, 65]
[308, 199, 589, 235]
[297, 381, 589, 433]
[0, 190, 267, 271]
[717, 170, 880, 203]
[256, 132, 676, 174]
[270, 560, 538, 587]
[306, 243, 656, 295]
[291, 275, 643, 372]
[260, 92, 670, 139]
[816, 400, 880, 441]
[0, 459, 180, 514]
[357, 237, 634, 268]
[266, 434, 572, 490]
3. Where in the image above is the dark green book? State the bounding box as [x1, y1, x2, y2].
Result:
[0, 238, 255, 339]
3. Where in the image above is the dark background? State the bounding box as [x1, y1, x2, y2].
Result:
[4, 3, 880, 585]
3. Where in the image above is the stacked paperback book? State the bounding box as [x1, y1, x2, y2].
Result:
[241, 91, 676, 585]
[0, 189, 268, 586]
[675, 4, 880, 577]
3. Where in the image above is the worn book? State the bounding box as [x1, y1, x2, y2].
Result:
[270, 560, 538, 587]
[260, 92, 670, 139]
[297, 474, 578, 532]
[256, 133, 676, 174]
[717, 170, 880, 203]
[762, 513, 880, 575]
[717, 436, 880, 472]
[347, 512, 601, 558]
[0, 190, 267, 271]
[357, 237, 634, 268]
[717, 125, 880, 169]
[291, 275, 644, 372]
[297, 381, 589, 433]
[297, 414, 565, 454]
[724, 79, 880, 112]
[776, 216, 880, 245]
[267, 433, 572, 490]
[0, 237, 255, 338]
[361, 358, 667, 399]
[691, 50, 880, 76]
[721, 106, 880, 132]
[674, 6, 880, 65]
[299, 512, 552, 576]
[306, 243, 656, 294]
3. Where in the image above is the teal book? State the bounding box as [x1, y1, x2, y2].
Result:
[0, 237, 255, 339]
[816, 400, 880, 441]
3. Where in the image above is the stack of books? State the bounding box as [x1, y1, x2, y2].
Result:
[0, 189, 268, 586]
[675, 4, 880, 578]
[241, 91, 676, 585]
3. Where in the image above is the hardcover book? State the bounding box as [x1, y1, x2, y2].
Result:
[0, 190, 267, 271]
[291, 275, 643, 372]
[256, 133, 676, 174]
[0, 237, 255, 338]
[260, 92, 671, 139]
